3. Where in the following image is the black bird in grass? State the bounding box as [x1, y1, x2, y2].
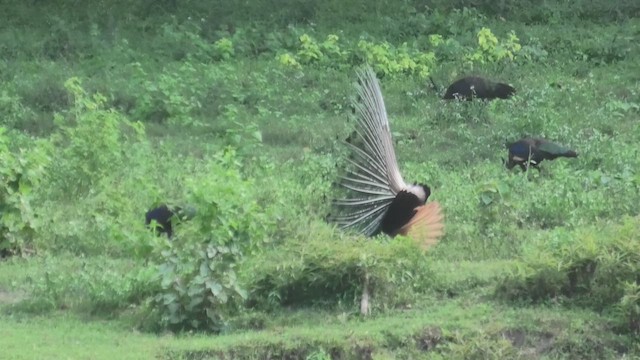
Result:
[145, 204, 196, 238]
[505, 137, 578, 172]
[443, 76, 516, 101]
[329, 66, 444, 249]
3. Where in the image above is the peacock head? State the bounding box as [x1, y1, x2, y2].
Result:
[415, 183, 432, 202]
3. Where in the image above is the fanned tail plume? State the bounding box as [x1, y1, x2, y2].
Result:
[329, 65, 445, 247]
[328, 66, 406, 235]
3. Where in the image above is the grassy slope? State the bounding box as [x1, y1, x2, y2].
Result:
[0, 257, 635, 359]
[1, 3, 640, 359]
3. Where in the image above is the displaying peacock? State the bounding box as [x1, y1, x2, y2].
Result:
[505, 137, 578, 172]
[443, 76, 516, 101]
[329, 66, 444, 249]
[145, 203, 196, 238]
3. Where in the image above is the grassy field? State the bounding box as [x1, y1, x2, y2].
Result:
[1, 1, 639, 359]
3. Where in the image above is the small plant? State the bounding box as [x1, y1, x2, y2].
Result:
[277, 52, 302, 69]
[297, 34, 323, 64]
[356, 40, 436, 78]
[306, 348, 332, 360]
[467, 28, 522, 65]
[213, 37, 234, 60]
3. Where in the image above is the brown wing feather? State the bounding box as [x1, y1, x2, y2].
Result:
[398, 202, 444, 250]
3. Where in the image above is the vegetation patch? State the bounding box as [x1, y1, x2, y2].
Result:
[0, 0, 639, 358]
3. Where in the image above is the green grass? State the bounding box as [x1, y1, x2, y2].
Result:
[1, 256, 636, 359]
[0, 314, 165, 360]
[1, 0, 640, 358]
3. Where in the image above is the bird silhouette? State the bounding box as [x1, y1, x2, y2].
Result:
[329, 66, 444, 249]
[505, 137, 578, 172]
[443, 76, 515, 101]
[145, 204, 196, 238]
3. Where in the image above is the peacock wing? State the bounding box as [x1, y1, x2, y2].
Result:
[398, 202, 445, 250]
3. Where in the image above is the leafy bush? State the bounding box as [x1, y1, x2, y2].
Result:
[152, 19, 214, 62]
[356, 39, 437, 78]
[0, 127, 51, 257]
[134, 62, 208, 126]
[0, 88, 35, 130]
[618, 281, 640, 335]
[496, 216, 640, 332]
[49, 77, 146, 194]
[466, 27, 521, 66]
[241, 231, 434, 313]
[34, 78, 157, 256]
[150, 148, 274, 332]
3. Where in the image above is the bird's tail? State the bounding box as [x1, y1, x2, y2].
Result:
[328, 66, 405, 236]
[563, 150, 578, 158]
[398, 202, 445, 250]
[177, 205, 197, 221]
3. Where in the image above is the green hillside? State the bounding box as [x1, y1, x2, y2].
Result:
[0, 1, 639, 358]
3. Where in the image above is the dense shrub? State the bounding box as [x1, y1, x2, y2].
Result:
[32, 78, 156, 256]
[0, 128, 51, 257]
[496, 216, 640, 332]
[150, 148, 275, 332]
[49, 77, 146, 194]
[241, 232, 434, 312]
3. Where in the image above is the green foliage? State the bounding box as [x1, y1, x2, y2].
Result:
[242, 232, 433, 312]
[0, 128, 51, 256]
[213, 37, 235, 60]
[0, 2, 639, 357]
[0, 88, 36, 130]
[356, 40, 436, 78]
[151, 148, 274, 332]
[467, 28, 522, 65]
[297, 34, 347, 65]
[33, 78, 158, 256]
[277, 33, 349, 71]
[134, 62, 207, 126]
[496, 217, 640, 332]
[275, 25, 527, 78]
[50, 77, 146, 193]
[618, 281, 640, 334]
[153, 19, 215, 62]
[19, 256, 156, 314]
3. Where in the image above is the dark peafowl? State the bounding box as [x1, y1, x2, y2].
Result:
[505, 137, 578, 172]
[329, 66, 444, 249]
[145, 204, 196, 238]
[443, 76, 516, 101]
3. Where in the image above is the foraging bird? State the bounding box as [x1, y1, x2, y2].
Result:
[505, 137, 578, 172]
[329, 66, 444, 249]
[443, 76, 515, 101]
[145, 204, 196, 238]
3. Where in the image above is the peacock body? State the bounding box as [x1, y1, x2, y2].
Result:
[506, 137, 578, 171]
[443, 76, 516, 101]
[145, 204, 196, 238]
